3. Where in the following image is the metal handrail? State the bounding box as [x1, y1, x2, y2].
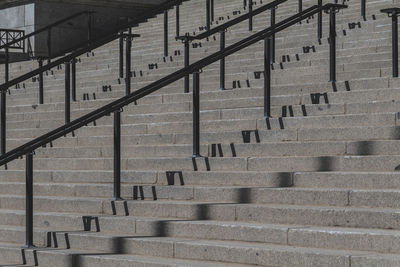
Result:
[0, 0, 189, 160]
[0, 3, 347, 248]
[0, 3, 347, 166]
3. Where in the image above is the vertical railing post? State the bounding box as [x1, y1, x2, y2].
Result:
[24, 152, 34, 248]
[361, 0, 366, 21]
[184, 38, 190, 93]
[298, 0, 302, 13]
[1, 90, 6, 156]
[381, 9, 400, 78]
[164, 10, 169, 57]
[270, 7, 276, 63]
[329, 6, 337, 82]
[249, 0, 253, 31]
[317, 0, 322, 41]
[210, 0, 214, 22]
[219, 31, 225, 90]
[65, 61, 71, 124]
[5, 47, 9, 84]
[192, 71, 200, 158]
[126, 29, 132, 95]
[206, 0, 211, 30]
[88, 12, 93, 44]
[38, 59, 44, 104]
[264, 37, 271, 118]
[113, 109, 122, 200]
[119, 31, 124, 79]
[392, 12, 399, 78]
[176, 3, 180, 37]
[87, 12, 93, 44]
[1, 47, 9, 155]
[47, 28, 52, 64]
[71, 58, 76, 102]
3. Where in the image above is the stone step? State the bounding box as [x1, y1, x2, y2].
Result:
[12, 139, 400, 159]
[48, 219, 400, 254]
[106, 200, 400, 230]
[0, 243, 256, 267]
[0, 169, 291, 187]
[6, 151, 400, 171]
[293, 171, 400, 189]
[38, 234, 400, 267]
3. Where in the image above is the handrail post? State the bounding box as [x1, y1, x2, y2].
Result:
[219, 30, 226, 90]
[87, 12, 93, 44]
[318, 0, 322, 41]
[47, 28, 52, 64]
[249, 0, 253, 31]
[270, 7, 276, 63]
[1, 90, 6, 156]
[176, 2, 180, 37]
[23, 152, 35, 248]
[119, 31, 124, 79]
[113, 109, 122, 200]
[1, 47, 8, 155]
[38, 59, 44, 104]
[298, 0, 302, 13]
[392, 12, 399, 78]
[164, 10, 168, 57]
[126, 29, 132, 95]
[206, 0, 211, 30]
[381, 8, 400, 78]
[264, 37, 271, 118]
[210, 0, 214, 22]
[71, 58, 76, 102]
[65, 61, 71, 124]
[184, 38, 190, 93]
[192, 71, 201, 158]
[298, 0, 302, 24]
[5, 47, 9, 83]
[329, 6, 337, 82]
[361, 0, 366, 21]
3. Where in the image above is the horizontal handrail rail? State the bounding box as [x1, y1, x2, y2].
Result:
[0, 28, 24, 33]
[0, 3, 347, 167]
[0, 11, 93, 50]
[177, 0, 287, 41]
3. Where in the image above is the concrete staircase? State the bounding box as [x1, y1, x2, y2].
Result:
[1, 0, 400, 266]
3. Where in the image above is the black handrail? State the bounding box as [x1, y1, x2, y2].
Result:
[177, 0, 287, 93]
[381, 8, 400, 78]
[0, 0, 187, 160]
[1, 3, 347, 248]
[0, 3, 347, 166]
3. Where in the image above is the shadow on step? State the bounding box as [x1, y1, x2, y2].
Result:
[317, 156, 335, 172]
[352, 141, 376, 155]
